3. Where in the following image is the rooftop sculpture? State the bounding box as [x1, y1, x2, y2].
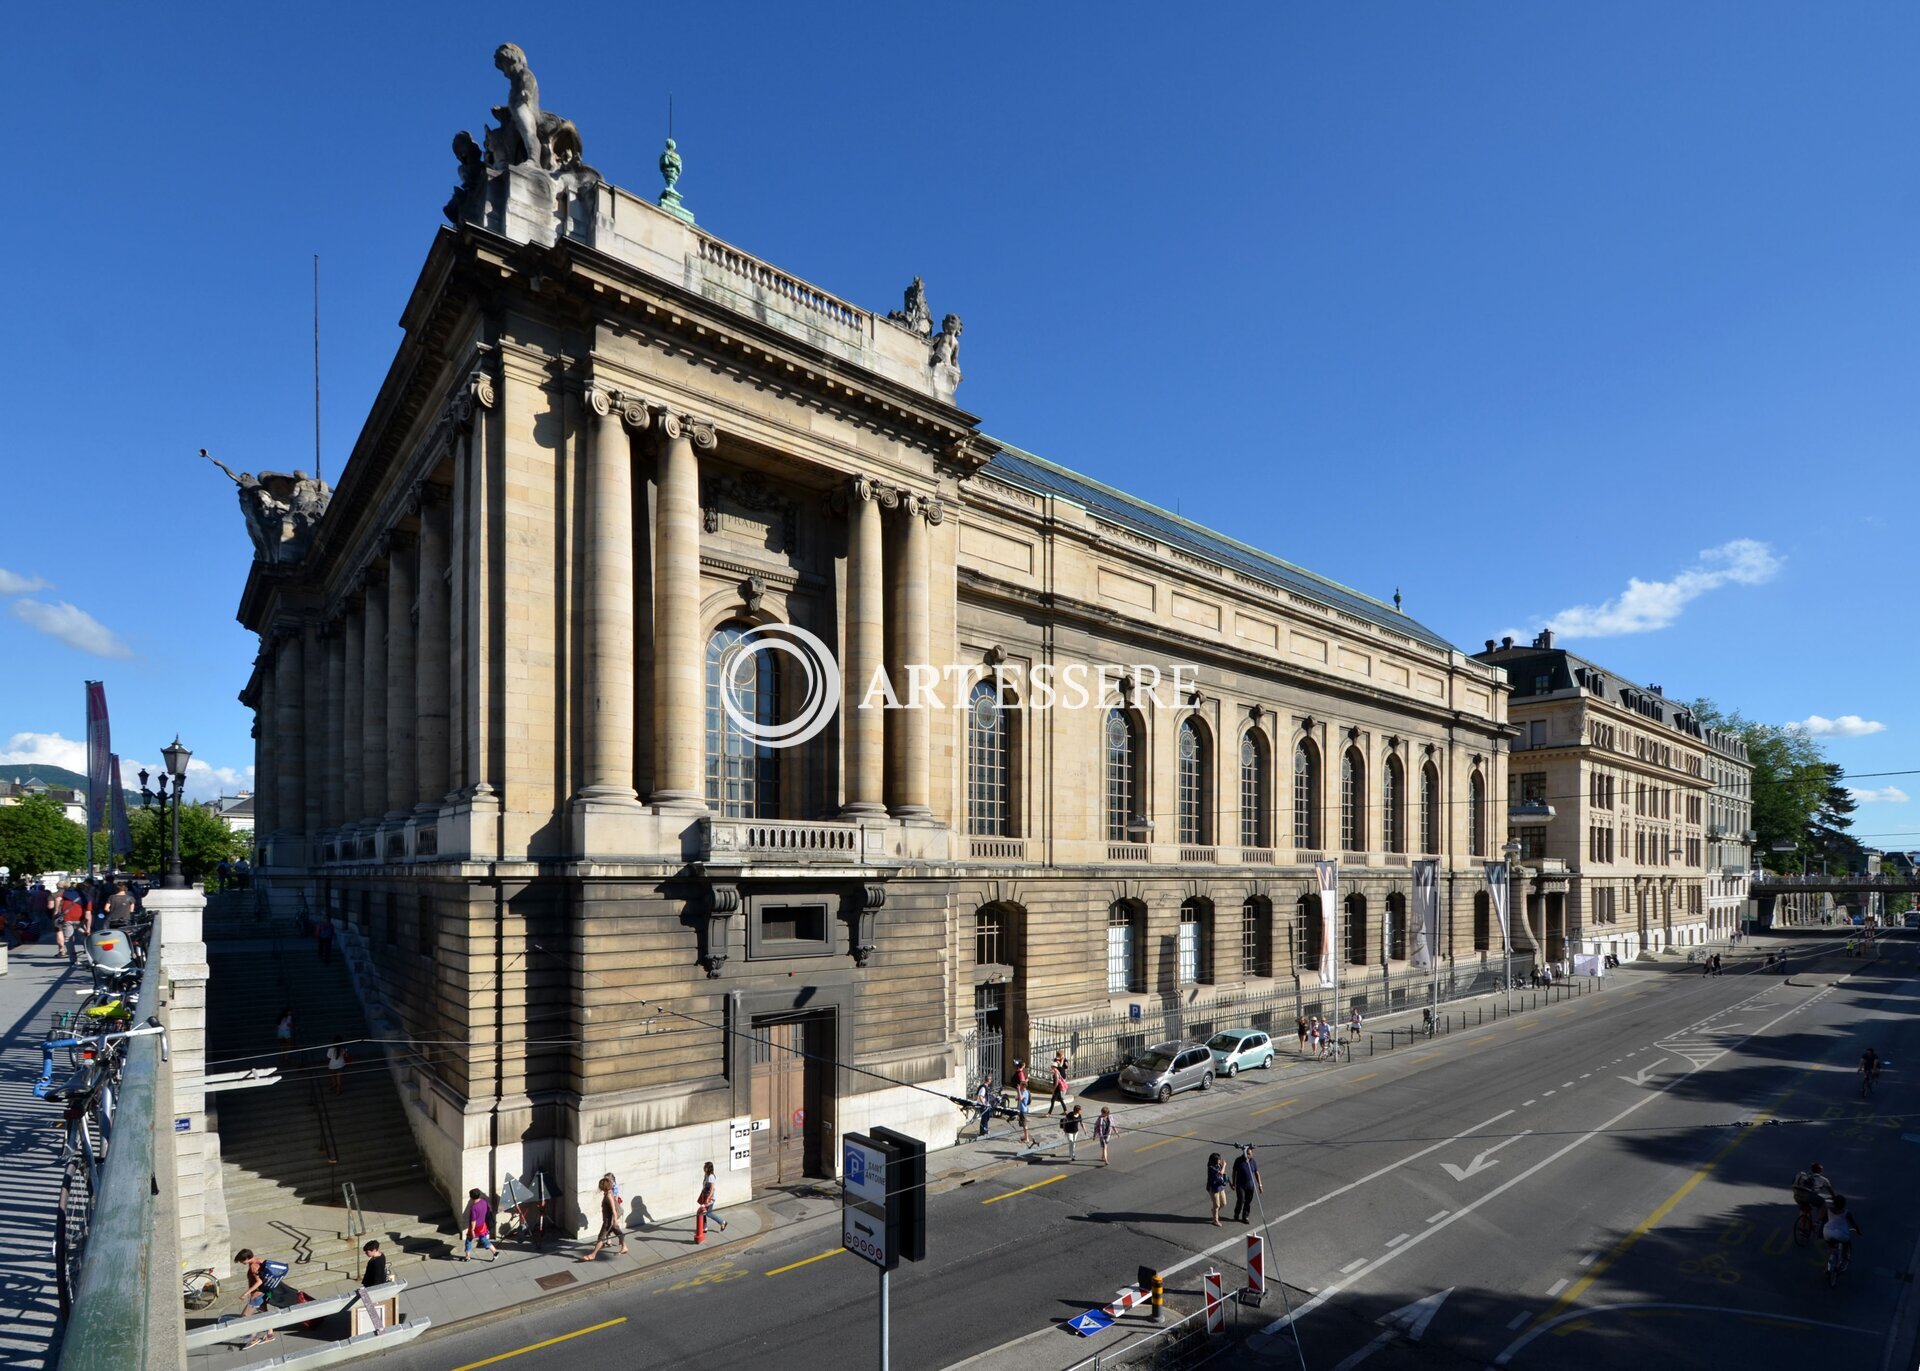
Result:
[201, 450, 332, 566]
[445, 43, 599, 225]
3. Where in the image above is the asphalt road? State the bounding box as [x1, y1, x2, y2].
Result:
[368, 933, 1920, 1371]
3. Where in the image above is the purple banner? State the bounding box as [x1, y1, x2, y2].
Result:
[109, 755, 132, 857]
[85, 680, 111, 836]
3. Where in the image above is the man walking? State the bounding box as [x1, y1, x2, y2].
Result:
[1047, 1051, 1071, 1115]
[1231, 1145, 1262, 1223]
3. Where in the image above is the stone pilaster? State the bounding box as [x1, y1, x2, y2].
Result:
[650, 412, 715, 810]
[576, 386, 646, 807]
[416, 485, 452, 812]
[301, 623, 324, 842]
[842, 476, 886, 816]
[254, 661, 277, 840]
[341, 600, 364, 826]
[322, 621, 345, 829]
[272, 629, 303, 845]
[361, 568, 389, 827]
[888, 492, 938, 818]
[385, 531, 419, 820]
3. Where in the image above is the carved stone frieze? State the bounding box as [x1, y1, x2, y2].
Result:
[700, 471, 796, 552]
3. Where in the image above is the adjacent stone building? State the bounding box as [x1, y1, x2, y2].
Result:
[234, 48, 1511, 1227]
[1473, 632, 1711, 962]
[1703, 726, 1753, 939]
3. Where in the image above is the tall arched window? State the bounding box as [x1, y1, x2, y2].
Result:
[1107, 902, 1141, 993]
[1177, 719, 1208, 845]
[967, 680, 1011, 836]
[1106, 709, 1139, 842]
[1300, 894, 1323, 976]
[1473, 891, 1491, 950]
[1386, 892, 1408, 960]
[1178, 899, 1209, 984]
[1420, 762, 1440, 853]
[1382, 755, 1404, 854]
[1345, 894, 1369, 966]
[1341, 748, 1367, 853]
[1240, 896, 1271, 977]
[705, 622, 780, 817]
[1240, 732, 1270, 849]
[1468, 771, 1486, 857]
[1293, 741, 1320, 850]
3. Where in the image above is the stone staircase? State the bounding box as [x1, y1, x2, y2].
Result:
[207, 938, 453, 1293]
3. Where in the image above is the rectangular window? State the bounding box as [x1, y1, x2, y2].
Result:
[1519, 773, 1547, 806]
[1519, 827, 1547, 860]
[748, 896, 835, 959]
[761, 905, 826, 944]
[1241, 903, 1268, 977]
[1178, 917, 1202, 985]
[1106, 911, 1137, 995]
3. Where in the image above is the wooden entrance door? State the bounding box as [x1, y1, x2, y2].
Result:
[749, 1016, 827, 1189]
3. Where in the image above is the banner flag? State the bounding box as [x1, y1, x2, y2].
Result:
[85, 680, 112, 838]
[1485, 862, 1512, 955]
[1411, 859, 1439, 969]
[1314, 860, 1340, 989]
[109, 755, 132, 858]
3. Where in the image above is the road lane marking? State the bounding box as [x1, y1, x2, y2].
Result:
[1250, 1098, 1297, 1117]
[1134, 1131, 1196, 1152]
[1385, 1233, 1410, 1248]
[766, 1248, 845, 1276]
[1427, 1211, 1449, 1224]
[982, 1174, 1067, 1205]
[1522, 1100, 1536, 1107]
[448, 1318, 628, 1369]
[1578, 1252, 1597, 1267]
[1353, 1073, 1379, 1083]
[1506, 1313, 1530, 1330]
[1546, 1278, 1568, 1296]
[1410, 1053, 1439, 1064]
[1341, 1257, 1368, 1273]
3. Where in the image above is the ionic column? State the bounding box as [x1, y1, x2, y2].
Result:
[415, 485, 452, 811]
[842, 477, 886, 816]
[650, 412, 715, 809]
[888, 493, 937, 818]
[341, 599, 364, 823]
[255, 659, 278, 839]
[302, 625, 324, 842]
[361, 568, 389, 825]
[322, 622, 344, 828]
[385, 531, 418, 820]
[273, 628, 304, 841]
[577, 387, 647, 806]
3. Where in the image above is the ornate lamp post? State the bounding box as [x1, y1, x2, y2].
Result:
[138, 737, 193, 890]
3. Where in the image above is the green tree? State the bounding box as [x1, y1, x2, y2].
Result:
[116, 804, 248, 883]
[0, 794, 88, 878]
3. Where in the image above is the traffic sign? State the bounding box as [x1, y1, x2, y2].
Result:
[728, 1117, 752, 1172]
[843, 1136, 889, 1206]
[842, 1205, 892, 1270]
[1067, 1309, 1114, 1336]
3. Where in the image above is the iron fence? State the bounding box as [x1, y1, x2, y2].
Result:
[1066, 1305, 1227, 1371]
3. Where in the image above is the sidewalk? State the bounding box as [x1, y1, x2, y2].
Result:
[0, 942, 83, 1371]
[188, 962, 1656, 1368]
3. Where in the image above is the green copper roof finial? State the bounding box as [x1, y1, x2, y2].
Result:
[658, 137, 694, 224]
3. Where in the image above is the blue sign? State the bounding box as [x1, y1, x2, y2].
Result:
[174, 1118, 190, 1133]
[1128, 1003, 1141, 1022]
[1067, 1309, 1115, 1337]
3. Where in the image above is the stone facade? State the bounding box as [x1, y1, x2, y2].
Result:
[1473, 633, 1712, 960]
[233, 58, 1511, 1232]
[1704, 725, 1753, 938]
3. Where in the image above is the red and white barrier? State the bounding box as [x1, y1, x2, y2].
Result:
[1105, 1286, 1149, 1317]
[1246, 1232, 1265, 1296]
[1203, 1270, 1224, 1333]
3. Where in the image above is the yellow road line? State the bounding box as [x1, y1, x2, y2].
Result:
[765, 1248, 845, 1276]
[448, 1317, 627, 1370]
[1409, 1053, 1439, 1064]
[1531, 1091, 1790, 1329]
[1352, 1073, 1379, 1083]
[1133, 1130, 1196, 1153]
[982, 1173, 1068, 1205]
[1250, 1097, 1298, 1117]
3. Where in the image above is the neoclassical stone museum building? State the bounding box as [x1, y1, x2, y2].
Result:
[235, 48, 1512, 1223]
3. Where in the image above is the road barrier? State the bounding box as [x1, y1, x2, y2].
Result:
[1203, 1270, 1224, 1334]
[1245, 1233, 1265, 1298]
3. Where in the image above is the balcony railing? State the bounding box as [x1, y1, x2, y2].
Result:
[968, 837, 1028, 862]
[1107, 843, 1150, 863]
[1240, 847, 1276, 865]
[1178, 846, 1218, 864]
[702, 817, 862, 861]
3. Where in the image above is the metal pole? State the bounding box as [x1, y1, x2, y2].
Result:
[1503, 859, 1513, 1013]
[879, 1266, 890, 1371]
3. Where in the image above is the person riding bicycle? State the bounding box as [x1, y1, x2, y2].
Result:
[1861, 1047, 1881, 1089]
[1823, 1196, 1861, 1271]
[1794, 1163, 1836, 1227]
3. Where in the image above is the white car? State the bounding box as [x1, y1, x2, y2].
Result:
[1207, 1029, 1276, 1076]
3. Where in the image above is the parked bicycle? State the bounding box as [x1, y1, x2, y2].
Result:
[182, 1267, 220, 1311]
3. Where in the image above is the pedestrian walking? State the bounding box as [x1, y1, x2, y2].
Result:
[695, 1160, 728, 1241]
[359, 1240, 389, 1288]
[1061, 1104, 1084, 1161]
[1205, 1152, 1230, 1225]
[1016, 1082, 1032, 1145]
[579, 1175, 629, 1259]
[1093, 1106, 1116, 1165]
[1011, 1058, 1029, 1095]
[1348, 1008, 1363, 1042]
[315, 915, 335, 965]
[976, 1074, 997, 1137]
[1047, 1051, 1071, 1114]
[1231, 1145, 1263, 1223]
[460, 1188, 497, 1260]
[326, 1038, 348, 1095]
[276, 1008, 295, 1052]
[1296, 1015, 1309, 1054]
[105, 881, 134, 930]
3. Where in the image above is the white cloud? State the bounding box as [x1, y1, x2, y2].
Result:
[9, 599, 133, 658]
[0, 731, 87, 773]
[1520, 539, 1782, 640]
[0, 568, 50, 595]
[1848, 786, 1910, 805]
[1792, 714, 1885, 738]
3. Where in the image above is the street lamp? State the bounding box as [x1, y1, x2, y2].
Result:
[139, 737, 193, 890]
[1501, 839, 1522, 1010]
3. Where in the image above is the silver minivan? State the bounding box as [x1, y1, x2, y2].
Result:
[1118, 1041, 1214, 1102]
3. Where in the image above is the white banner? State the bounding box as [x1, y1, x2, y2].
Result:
[1485, 862, 1511, 955]
[1315, 860, 1340, 989]
[1411, 859, 1439, 970]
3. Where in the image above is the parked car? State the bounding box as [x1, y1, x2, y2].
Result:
[1118, 1041, 1215, 1102]
[1206, 1029, 1275, 1076]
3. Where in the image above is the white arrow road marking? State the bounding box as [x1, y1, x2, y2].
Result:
[1325, 1289, 1454, 1371]
[1619, 1057, 1669, 1085]
[1441, 1131, 1532, 1181]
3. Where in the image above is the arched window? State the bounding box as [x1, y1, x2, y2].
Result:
[1383, 755, 1404, 854]
[1293, 741, 1320, 850]
[1106, 709, 1140, 843]
[1179, 899, 1209, 985]
[1341, 748, 1367, 853]
[1106, 902, 1141, 994]
[1473, 891, 1491, 950]
[1178, 718, 1209, 845]
[1386, 892, 1408, 960]
[967, 680, 1011, 836]
[1300, 894, 1323, 977]
[975, 907, 1008, 967]
[1420, 763, 1440, 854]
[1240, 896, 1272, 977]
[1345, 894, 1368, 966]
[1468, 771, 1486, 857]
[1240, 732, 1270, 849]
[705, 622, 780, 818]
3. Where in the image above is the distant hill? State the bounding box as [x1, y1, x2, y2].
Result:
[0, 763, 89, 791]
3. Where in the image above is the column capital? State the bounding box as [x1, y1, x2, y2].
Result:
[660, 412, 718, 450]
[887, 488, 945, 524]
[382, 526, 417, 557]
[449, 368, 496, 430]
[407, 478, 454, 517]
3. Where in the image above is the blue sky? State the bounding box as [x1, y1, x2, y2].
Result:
[3, 3, 1915, 845]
